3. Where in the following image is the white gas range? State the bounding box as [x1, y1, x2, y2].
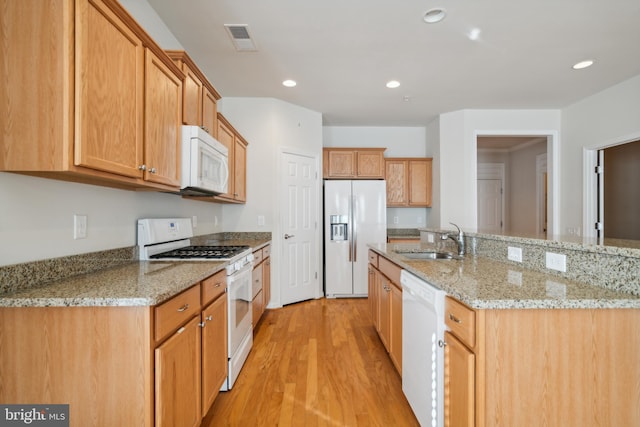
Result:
[137, 218, 254, 391]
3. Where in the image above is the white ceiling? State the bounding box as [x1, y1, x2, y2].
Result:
[145, 0, 640, 126]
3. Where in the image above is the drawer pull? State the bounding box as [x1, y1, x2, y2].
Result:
[198, 322, 206, 328]
[205, 315, 213, 321]
[449, 313, 462, 323]
[177, 326, 186, 334]
[215, 282, 222, 288]
[177, 304, 189, 312]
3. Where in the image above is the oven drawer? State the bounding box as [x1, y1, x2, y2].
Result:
[202, 269, 227, 306]
[155, 285, 201, 342]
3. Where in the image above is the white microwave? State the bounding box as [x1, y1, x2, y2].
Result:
[180, 125, 229, 196]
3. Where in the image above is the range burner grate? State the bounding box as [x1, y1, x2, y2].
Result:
[150, 245, 250, 260]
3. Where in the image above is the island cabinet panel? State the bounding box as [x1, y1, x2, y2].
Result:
[444, 296, 640, 427]
[0, 306, 154, 427]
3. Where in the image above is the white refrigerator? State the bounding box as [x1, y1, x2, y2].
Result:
[324, 180, 387, 297]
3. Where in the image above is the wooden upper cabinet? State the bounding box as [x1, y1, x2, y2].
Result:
[0, 0, 185, 192]
[74, 0, 144, 179]
[385, 158, 432, 207]
[323, 148, 386, 179]
[215, 113, 248, 204]
[144, 49, 182, 187]
[202, 86, 219, 137]
[166, 50, 221, 137]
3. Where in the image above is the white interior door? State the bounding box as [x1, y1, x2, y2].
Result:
[280, 152, 319, 306]
[477, 179, 503, 233]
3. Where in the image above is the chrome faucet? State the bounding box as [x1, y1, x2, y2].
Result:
[441, 222, 465, 256]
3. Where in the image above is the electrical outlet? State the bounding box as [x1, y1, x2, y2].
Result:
[507, 246, 522, 262]
[417, 216, 423, 224]
[74, 214, 87, 239]
[257, 215, 265, 226]
[192, 216, 198, 228]
[507, 270, 522, 286]
[426, 233, 435, 243]
[545, 252, 567, 272]
[393, 216, 399, 224]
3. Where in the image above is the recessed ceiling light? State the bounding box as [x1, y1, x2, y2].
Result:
[468, 28, 481, 41]
[572, 60, 594, 70]
[386, 80, 400, 89]
[423, 8, 446, 24]
[282, 79, 297, 87]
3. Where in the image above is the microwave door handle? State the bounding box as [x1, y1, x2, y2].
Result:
[221, 155, 229, 188]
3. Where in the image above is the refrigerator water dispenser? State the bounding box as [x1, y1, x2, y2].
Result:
[329, 215, 348, 241]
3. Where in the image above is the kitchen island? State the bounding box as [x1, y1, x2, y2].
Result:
[369, 242, 640, 427]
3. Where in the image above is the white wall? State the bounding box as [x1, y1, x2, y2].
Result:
[218, 97, 323, 307]
[118, 0, 183, 49]
[323, 126, 435, 228]
[0, 172, 223, 266]
[437, 110, 561, 233]
[561, 74, 640, 233]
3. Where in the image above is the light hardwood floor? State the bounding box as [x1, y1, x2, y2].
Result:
[202, 298, 419, 426]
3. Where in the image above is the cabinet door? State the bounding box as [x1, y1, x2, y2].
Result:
[201, 294, 228, 417]
[263, 256, 271, 309]
[356, 150, 385, 178]
[444, 331, 475, 427]
[368, 264, 379, 326]
[385, 160, 408, 206]
[233, 137, 247, 202]
[202, 86, 218, 136]
[144, 48, 182, 187]
[252, 289, 264, 329]
[408, 159, 432, 207]
[378, 274, 391, 351]
[75, 0, 144, 178]
[325, 150, 356, 178]
[155, 315, 201, 427]
[181, 63, 203, 126]
[389, 283, 402, 374]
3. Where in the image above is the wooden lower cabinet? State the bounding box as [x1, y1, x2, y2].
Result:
[155, 315, 202, 427]
[369, 252, 402, 375]
[444, 296, 640, 426]
[201, 292, 228, 416]
[263, 254, 271, 309]
[444, 331, 474, 427]
[0, 272, 230, 427]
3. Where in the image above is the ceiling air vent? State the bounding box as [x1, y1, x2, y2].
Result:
[224, 24, 257, 52]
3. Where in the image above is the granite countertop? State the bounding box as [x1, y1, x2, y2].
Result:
[369, 243, 640, 310]
[0, 237, 271, 308]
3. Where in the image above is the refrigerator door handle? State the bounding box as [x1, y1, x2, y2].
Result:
[352, 194, 357, 262]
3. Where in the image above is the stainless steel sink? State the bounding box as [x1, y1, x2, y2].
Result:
[396, 251, 457, 260]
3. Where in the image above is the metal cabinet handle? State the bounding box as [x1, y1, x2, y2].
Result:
[284, 234, 295, 239]
[449, 313, 462, 323]
[205, 315, 212, 321]
[177, 304, 189, 312]
[138, 164, 146, 171]
[214, 282, 222, 288]
[177, 326, 186, 334]
[149, 167, 157, 174]
[198, 322, 206, 328]
[438, 340, 447, 347]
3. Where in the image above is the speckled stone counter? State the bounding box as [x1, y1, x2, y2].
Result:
[369, 243, 640, 310]
[0, 235, 272, 308]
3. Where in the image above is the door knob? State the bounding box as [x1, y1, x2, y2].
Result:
[284, 234, 295, 239]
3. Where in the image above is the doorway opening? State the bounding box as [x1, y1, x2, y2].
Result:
[477, 136, 549, 237]
[596, 139, 640, 240]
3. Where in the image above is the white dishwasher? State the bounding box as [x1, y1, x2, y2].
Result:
[401, 270, 446, 427]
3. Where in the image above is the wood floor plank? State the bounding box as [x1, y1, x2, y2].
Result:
[202, 298, 419, 426]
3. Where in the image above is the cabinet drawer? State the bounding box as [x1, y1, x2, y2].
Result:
[155, 285, 201, 342]
[368, 250, 378, 268]
[253, 248, 263, 265]
[202, 269, 227, 306]
[378, 256, 401, 285]
[262, 244, 271, 258]
[445, 296, 476, 348]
